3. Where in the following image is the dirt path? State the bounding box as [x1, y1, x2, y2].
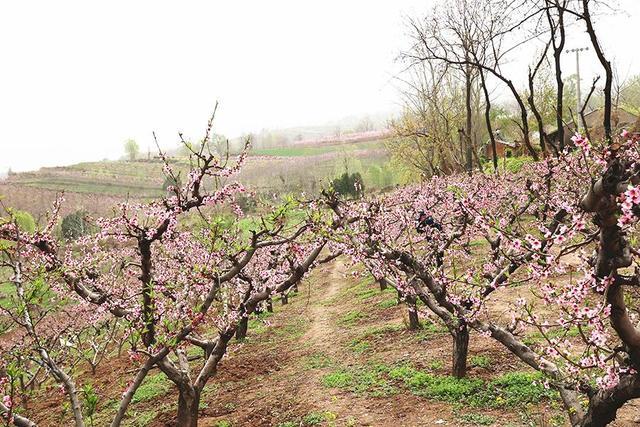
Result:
[303, 259, 344, 347]
[198, 258, 553, 426]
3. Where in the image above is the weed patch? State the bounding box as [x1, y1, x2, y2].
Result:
[322, 365, 397, 397]
[304, 353, 334, 369]
[132, 373, 171, 404]
[349, 340, 371, 353]
[338, 310, 365, 326]
[376, 298, 398, 309]
[457, 412, 496, 425]
[470, 355, 491, 369]
[388, 365, 556, 408]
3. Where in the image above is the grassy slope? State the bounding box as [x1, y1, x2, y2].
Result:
[0, 139, 393, 218]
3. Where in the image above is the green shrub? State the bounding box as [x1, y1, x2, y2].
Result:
[331, 171, 365, 198]
[81, 384, 99, 426]
[13, 210, 35, 233]
[61, 210, 93, 240]
[482, 156, 533, 173]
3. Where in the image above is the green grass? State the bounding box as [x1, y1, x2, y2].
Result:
[302, 411, 337, 426]
[388, 365, 556, 408]
[304, 352, 334, 369]
[522, 326, 580, 346]
[349, 340, 371, 353]
[322, 364, 397, 397]
[338, 310, 366, 326]
[131, 373, 171, 403]
[348, 323, 404, 353]
[273, 317, 308, 339]
[470, 355, 492, 369]
[376, 298, 398, 309]
[127, 409, 159, 426]
[355, 288, 378, 300]
[252, 146, 337, 157]
[358, 323, 404, 338]
[427, 360, 444, 370]
[0, 280, 15, 309]
[414, 322, 448, 340]
[22, 180, 161, 197]
[482, 156, 534, 174]
[457, 412, 497, 425]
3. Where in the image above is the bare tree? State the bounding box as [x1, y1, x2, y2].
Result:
[390, 61, 467, 176]
[405, 0, 542, 161]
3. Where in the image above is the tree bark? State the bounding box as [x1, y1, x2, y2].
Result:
[280, 292, 288, 305]
[581, 375, 640, 427]
[407, 295, 421, 330]
[479, 69, 498, 171]
[235, 316, 248, 341]
[379, 277, 388, 291]
[452, 323, 469, 378]
[0, 401, 36, 427]
[110, 358, 155, 427]
[582, 0, 612, 141]
[176, 386, 201, 427]
[549, 1, 566, 152]
[528, 41, 551, 159]
[139, 239, 155, 347]
[465, 64, 474, 175]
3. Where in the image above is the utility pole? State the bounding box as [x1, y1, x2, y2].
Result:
[566, 47, 589, 118]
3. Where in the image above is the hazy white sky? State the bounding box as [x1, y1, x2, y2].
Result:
[0, 0, 638, 172]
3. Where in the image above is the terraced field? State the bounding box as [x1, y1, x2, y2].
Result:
[0, 139, 394, 217]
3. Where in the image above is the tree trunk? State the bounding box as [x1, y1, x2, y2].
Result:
[580, 376, 640, 427]
[235, 317, 248, 341]
[479, 70, 498, 171]
[139, 239, 155, 347]
[378, 277, 388, 291]
[552, 1, 566, 152]
[528, 42, 551, 159]
[452, 323, 469, 378]
[176, 386, 201, 427]
[266, 297, 273, 313]
[407, 296, 420, 330]
[280, 292, 288, 305]
[465, 64, 473, 175]
[582, 0, 612, 142]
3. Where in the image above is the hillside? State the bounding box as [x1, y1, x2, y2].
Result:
[0, 138, 393, 218]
